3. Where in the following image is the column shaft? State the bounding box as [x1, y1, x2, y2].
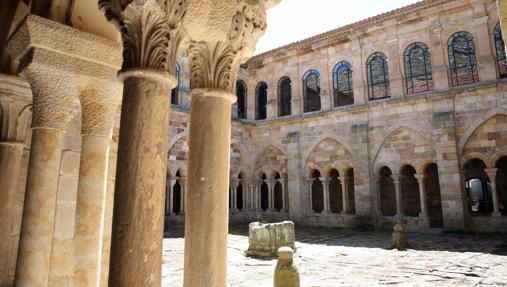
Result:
[394, 176, 403, 216]
[281, 182, 287, 211]
[268, 182, 274, 211]
[0, 142, 24, 285]
[15, 128, 64, 286]
[109, 72, 173, 287]
[340, 178, 348, 214]
[485, 169, 501, 217]
[415, 175, 428, 216]
[184, 90, 233, 287]
[72, 136, 110, 287]
[169, 180, 175, 215]
[320, 178, 330, 214]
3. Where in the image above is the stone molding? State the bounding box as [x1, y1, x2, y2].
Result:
[0, 74, 32, 143]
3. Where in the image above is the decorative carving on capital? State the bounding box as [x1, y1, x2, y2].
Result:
[99, 0, 186, 71]
[187, 1, 268, 92]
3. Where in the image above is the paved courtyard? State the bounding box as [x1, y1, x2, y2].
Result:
[162, 225, 507, 286]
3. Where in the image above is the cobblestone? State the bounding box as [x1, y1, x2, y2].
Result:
[162, 225, 507, 286]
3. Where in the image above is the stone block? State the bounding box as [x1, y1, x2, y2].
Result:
[245, 221, 296, 258]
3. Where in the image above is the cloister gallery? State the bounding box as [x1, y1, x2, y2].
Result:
[0, 0, 507, 286]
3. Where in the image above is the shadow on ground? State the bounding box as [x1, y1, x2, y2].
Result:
[165, 224, 507, 256]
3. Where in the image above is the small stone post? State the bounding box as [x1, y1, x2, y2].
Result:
[274, 247, 300, 287]
[390, 224, 409, 250]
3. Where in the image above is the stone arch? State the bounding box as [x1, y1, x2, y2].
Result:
[305, 137, 354, 177]
[400, 164, 420, 217]
[303, 136, 355, 165]
[459, 110, 507, 151]
[254, 145, 288, 179]
[168, 130, 190, 151]
[373, 126, 435, 173]
[379, 166, 396, 216]
[462, 114, 507, 166]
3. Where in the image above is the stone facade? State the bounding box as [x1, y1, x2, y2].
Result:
[166, 0, 507, 233]
[1, 0, 507, 286]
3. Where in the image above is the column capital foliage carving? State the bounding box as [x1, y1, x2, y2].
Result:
[98, 0, 185, 71]
[188, 1, 267, 92]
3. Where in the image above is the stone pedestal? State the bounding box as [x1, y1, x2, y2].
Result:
[390, 224, 409, 250]
[245, 221, 296, 258]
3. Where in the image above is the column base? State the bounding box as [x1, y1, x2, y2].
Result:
[492, 211, 502, 218]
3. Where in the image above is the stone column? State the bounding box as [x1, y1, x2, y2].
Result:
[169, 179, 177, 215]
[0, 77, 31, 287]
[256, 181, 262, 211]
[231, 180, 240, 211]
[182, 1, 278, 284]
[281, 179, 287, 212]
[485, 168, 501, 218]
[414, 174, 428, 217]
[393, 175, 403, 217]
[307, 178, 315, 213]
[72, 80, 121, 287]
[6, 15, 110, 285]
[242, 183, 247, 210]
[319, 177, 330, 214]
[99, 0, 185, 285]
[180, 178, 187, 214]
[339, 177, 348, 215]
[373, 176, 382, 215]
[267, 179, 276, 212]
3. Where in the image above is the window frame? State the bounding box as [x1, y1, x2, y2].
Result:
[302, 69, 321, 113]
[447, 31, 479, 87]
[332, 61, 354, 107]
[366, 52, 390, 101]
[404, 42, 433, 95]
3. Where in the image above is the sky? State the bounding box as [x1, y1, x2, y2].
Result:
[255, 0, 421, 55]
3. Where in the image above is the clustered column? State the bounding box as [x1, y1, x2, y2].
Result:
[7, 28, 81, 285]
[72, 79, 122, 287]
[484, 168, 501, 218]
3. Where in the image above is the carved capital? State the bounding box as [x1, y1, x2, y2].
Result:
[186, 1, 271, 92]
[99, 0, 186, 72]
[79, 77, 123, 137]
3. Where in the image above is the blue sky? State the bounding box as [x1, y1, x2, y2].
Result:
[255, 0, 421, 54]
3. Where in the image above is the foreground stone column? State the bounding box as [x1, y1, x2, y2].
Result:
[72, 81, 121, 287]
[414, 174, 428, 217]
[485, 169, 501, 218]
[184, 88, 235, 286]
[99, 0, 184, 285]
[183, 1, 278, 284]
[393, 175, 403, 217]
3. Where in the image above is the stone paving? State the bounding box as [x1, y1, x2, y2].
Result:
[162, 225, 507, 286]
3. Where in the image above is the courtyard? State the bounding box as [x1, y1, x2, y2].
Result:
[163, 225, 507, 286]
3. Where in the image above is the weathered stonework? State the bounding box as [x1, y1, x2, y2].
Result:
[245, 221, 296, 258]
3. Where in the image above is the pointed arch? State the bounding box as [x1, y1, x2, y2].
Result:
[305, 137, 354, 176]
[254, 145, 288, 179]
[460, 112, 507, 157]
[373, 126, 435, 172]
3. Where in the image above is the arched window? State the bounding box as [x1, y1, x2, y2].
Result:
[256, 82, 268, 120]
[277, 77, 292, 117]
[303, 70, 321, 113]
[333, 61, 353, 107]
[236, 80, 247, 119]
[448, 31, 479, 86]
[404, 42, 433, 94]
[366, 52, 390, 100]
[171, 63, 180, 105]
[494, 23, 507, 79]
